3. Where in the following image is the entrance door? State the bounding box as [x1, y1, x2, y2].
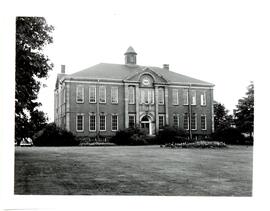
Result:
[141, 115, 152, 135]
[141, 122, 150, 134]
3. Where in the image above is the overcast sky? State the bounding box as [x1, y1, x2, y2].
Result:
[8, 0, 268, 122]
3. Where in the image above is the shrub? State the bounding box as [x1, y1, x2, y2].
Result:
[32, 123, 79, 146]
[211, 127, 245, 145]
[110, 127, 148, 145]
[155, 126, 188, 145]
[165, 141, 227, 149]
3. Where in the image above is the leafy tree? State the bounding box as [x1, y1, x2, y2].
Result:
[214, 101, 233, 131]
[15, 17, 54, 144]
[234, 82, 254, 138]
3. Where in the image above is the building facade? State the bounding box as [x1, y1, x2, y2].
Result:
[54, 47, 214, 141]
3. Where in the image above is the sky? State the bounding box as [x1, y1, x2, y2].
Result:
[34, 0, 264, 122]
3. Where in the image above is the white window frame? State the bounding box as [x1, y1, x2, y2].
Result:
[89, 86, 96, 103]
[158, 114, 165, 129]
[111, 87, 118, 104]
[173, 114, 179, 128]
[128, 86, 135, 104]
[99, 86, 106, 103]
[201, 114, 207, 130]
[183, 113, 189, 130]
[76, 86, 84, 103]
[201, 92, 206, 106]
[158, 88, 165, 105]
[191, 113, 197, 130]
[128, 114, 136, 128]
[99, 114, 106, 131]
[111, 114, 118, 131]
[172, 89, 179, 105]
[89, 114, 96, 132]
[191, 90, 196, 105]
[183, 89, 188, 105]
[76, 114, 84, 132]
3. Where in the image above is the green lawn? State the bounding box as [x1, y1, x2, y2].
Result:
[15, 145, 253, 196]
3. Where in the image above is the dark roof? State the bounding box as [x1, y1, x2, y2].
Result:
[68, 63, 214, 86]
[125, 46, 137, 55]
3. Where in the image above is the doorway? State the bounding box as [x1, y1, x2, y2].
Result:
[140, 115, 152, 135]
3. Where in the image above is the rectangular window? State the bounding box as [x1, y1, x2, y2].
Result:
[201, 92, 206, 106]
[89, 86, 96, 103]
[128, 115, 136, 128]
[100, 114, 106, 131]
[128, 86, 135, 104]
[99, 86, 106, 103]
[184, 113, 189, 130]
[183, 89, 188, 105]
[191, 113, 197, 130]
[191, 90, 196, 105]
[201, 115, 207, 130]
[76, 114, 84, 132]
[111, 87, 118, 104]
[111, 115, 118, 131]
[159, 115, 165, 129]
[89, 114, 96, 131]
[172, 89, 179, 105]
[158, 88, 164, 105]
[140, 89, 154, 104]
[76, 86, 84, 103]
[173, 115, 179, 128]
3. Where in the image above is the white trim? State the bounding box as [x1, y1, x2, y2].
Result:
[89, 86, 96, 103]
[64, 78, 124, 84]
[128, 86, 135, 104]
[158, 114, 165, 129]
[173, 114, 180, 128]
[201, 114, 207, 130]
[89, 114, 96, 132]
[128, 114, 136, 128]
[76, 86, 84, 103]
[172, 89, 179, 105]
[76, 114, 84, 132]
[111, 114, 118, 131]
[99, 114, 106, 131]
[99, 86, 106, 103]
[111, 87, 119, 104]
[200, 92, 206, 106]
[191, 90, 196, 105]
[191, 113, 197, 130]
[183, 89, 189, 105]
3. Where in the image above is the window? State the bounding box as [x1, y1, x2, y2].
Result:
[191, 90, 196, 105]
[201, 92, 206, 106]
[140, 89, 154, 104]
[89, 114, 96, 131]
[183, 89, 188, 105]
[76, 86, 84, 103]
[89, 86, 96, 103]
[158, 88, 164, 104]
[201, 115, 207, 130]
[76, 114, 84, 132]
[159, 115, 165, 129]
[191, 113, 197, 130]
[128, 115, 136, 128]
[128, 86, 135, 104]
[99, 114, 106, 131]
[111, 115, 118, 131]
[172, 89, 179, 105]
[173, 115, 179, 128]
[111, 87, 118, 104]
[99, 86, 106, 103]
[184, 113, 189, 130]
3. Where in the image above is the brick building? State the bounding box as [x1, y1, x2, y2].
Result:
[54, 47, 215, 141]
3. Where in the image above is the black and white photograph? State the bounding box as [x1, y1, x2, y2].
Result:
[0, 0, 269, 210]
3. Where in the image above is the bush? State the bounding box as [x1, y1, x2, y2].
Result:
[155, 126, 188, 145]
[110, 127, 148, 145]
[32, 123, 79, 146]
[211, 127, 245, 145]
[164, 141, 227, 149]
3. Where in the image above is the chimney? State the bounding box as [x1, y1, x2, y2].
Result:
[61, 65, 66, 74]
[163, 64, 169, 70]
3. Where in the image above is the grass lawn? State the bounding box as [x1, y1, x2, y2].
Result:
[15, 145, 253, 196]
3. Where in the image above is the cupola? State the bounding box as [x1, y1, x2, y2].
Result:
[124, 46, 137, 65]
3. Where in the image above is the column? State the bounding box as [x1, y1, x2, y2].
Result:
[165, 86, 169, 125]
[154, 85, 159, 133]
[124, 83, 129, 128]
[210, 88, 215, 133]
[135, 84, 140, 126]
[65, 83, 70, 131]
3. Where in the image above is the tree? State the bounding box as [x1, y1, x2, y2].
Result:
[234, 82, 254, 138]
[15, 17, 54, 144]
[214, 101, 233, 131]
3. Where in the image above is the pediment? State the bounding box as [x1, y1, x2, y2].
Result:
[124, 67, 167, 84]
